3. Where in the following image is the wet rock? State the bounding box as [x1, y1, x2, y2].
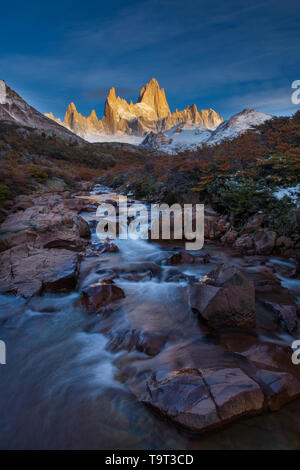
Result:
[81, 279, 125, 313]
[254, 230, 277, 255]
[142, 367, 264, 433]
[220, 334, 300, 412]
[166, 251, 210, 265]
[0, 247, 81, 297]
[106, 329, 168, 356]
[93, 240, 119, 254]
[163, 268, 193, 283]
[188, 264, 255, 328]
[100, 262, 162, 281]
[262, 300, 298, 333]
[143, 370, 220, 432]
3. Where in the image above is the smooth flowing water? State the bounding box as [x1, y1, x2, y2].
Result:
[0, 186, 300, 450]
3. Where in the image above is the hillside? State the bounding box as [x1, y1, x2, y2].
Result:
[0, 119, 161, 216]
[99, 111, 300, 238]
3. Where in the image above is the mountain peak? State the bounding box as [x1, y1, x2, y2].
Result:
[138, 78, 170, 119]
[46, 78, 223, 139]
[107, 87, 117, 102]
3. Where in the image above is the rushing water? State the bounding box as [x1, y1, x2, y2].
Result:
[0, 186, 300, 450]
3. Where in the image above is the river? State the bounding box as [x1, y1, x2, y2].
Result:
[0, 185, 299, 450]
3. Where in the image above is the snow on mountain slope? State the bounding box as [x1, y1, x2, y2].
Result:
[142, 122, 212, 153]
[209, 109, 272, 144]
[0, 80, 82, 141]
[141, 109, 273, 153]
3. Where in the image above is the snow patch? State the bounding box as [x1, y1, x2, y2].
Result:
[85, 133, 144, 145]
[273, 184, 300, 202]
[141, 109, 273, 154]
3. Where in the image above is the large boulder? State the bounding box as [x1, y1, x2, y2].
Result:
[188, 264, 255, 328]
[142, 367, 264, 433]
[0, 246, 81, 297]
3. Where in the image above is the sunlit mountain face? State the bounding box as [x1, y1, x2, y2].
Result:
[45, 78, 223, 142]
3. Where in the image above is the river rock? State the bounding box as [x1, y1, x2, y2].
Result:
[262, 300, 298, 333]
[0, 246, 81, 297]
[166, 251, 210, 265]
[188, 264, 255, 328]
[81, 279, 125, 313]
[142, 366, 264, 433]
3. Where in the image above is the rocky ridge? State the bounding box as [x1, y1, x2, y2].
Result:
[46, 78, 223, 139]
[0, 80, 82, 141]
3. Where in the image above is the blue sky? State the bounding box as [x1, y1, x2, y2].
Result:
[1, 0, 299, 120]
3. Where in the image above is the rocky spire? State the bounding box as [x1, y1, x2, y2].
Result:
[138, 78, 171, 119]
[46, 78, 223, 137]
[64, 102, 78, 128]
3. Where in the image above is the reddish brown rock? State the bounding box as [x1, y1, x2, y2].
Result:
[81, 279, 125, 313]
[0, 247, 81, 297]
[93, 240, 119, 254]
[188, 264, 255, 328]
[142, 367, 264, 433]
[262, 300, 298, 333]
[167, 251, 210, 265]
[106, 329, 168, 356]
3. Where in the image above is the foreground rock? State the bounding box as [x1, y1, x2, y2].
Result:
[0, 246, 81, 297]
[0, 192, 92, 297]
[188, 264, 256, 328]
[81, 278, 125, 313]
[166, 251, 210, 265]
[127, 331, 300, 433]
[143, 367, 264, 432]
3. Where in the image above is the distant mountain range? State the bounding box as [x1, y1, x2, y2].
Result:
[45, 78, 223, 140]
[0, 78, 273, 151]
[142, 108, 272, 153]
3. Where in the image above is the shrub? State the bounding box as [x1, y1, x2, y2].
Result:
[0, 184, 10, 207]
